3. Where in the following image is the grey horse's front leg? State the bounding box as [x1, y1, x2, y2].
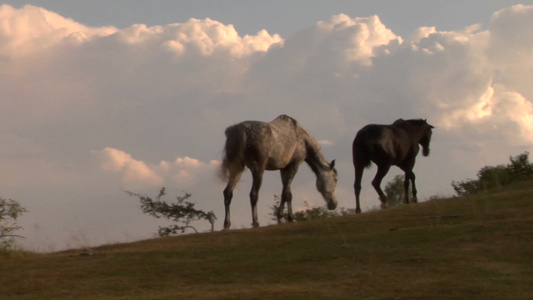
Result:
[250, 171, 263, 227]
[280, 167, 297, 222]
[276, 197, 286, 224]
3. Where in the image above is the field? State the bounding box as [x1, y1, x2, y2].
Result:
[1, 181, 532, 300]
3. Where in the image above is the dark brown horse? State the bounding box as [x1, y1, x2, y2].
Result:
[221, 115, 338, 229]
[352, 119, 434, 213]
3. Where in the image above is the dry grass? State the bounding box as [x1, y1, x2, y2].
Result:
[1, 181, 532, 299]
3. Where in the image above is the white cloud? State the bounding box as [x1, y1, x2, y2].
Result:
[94, 148, 221, 190]
[94, 147, 164, 188]
[116, 18, 282, 59]
[0, 4, 115, 56]
[171, 157, 221, 188]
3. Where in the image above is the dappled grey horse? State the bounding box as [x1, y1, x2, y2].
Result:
[221, 114, 338, 229]
[352, 119, 434, 213]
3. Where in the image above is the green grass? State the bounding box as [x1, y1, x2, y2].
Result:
[1, 181, 532, 300]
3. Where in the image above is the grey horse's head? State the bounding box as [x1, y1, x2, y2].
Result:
[316, 160, 338, 210]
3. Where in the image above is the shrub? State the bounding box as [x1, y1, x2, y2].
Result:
[270, 195, 347, 223]
[451, 152, 533, 196]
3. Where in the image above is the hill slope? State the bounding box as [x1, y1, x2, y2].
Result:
[1, 182, 532, 300]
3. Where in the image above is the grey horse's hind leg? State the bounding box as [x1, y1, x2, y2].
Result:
[223, 168, 243, 229]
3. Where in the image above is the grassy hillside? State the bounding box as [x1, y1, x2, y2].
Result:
[1, 181, 532, 300]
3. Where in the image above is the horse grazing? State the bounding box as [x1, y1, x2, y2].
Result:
[352, 119, 434, 213]
[221, 114, 338, 229]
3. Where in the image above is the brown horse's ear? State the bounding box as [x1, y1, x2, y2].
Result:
[330, 160, 336, 169]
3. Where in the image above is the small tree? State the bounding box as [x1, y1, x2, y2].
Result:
[384, 175, 407, 206]
[126, 188, 216, 237]
[0, 198, 28, 251]
[269, 194, 288, 223]
[508, 151, 533, 180]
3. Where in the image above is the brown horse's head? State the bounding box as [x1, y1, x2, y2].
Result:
[419, 120, 434, 157]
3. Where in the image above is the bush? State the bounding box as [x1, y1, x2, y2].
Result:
[270, 195, 347, 223]
[451, 152, 533, 196]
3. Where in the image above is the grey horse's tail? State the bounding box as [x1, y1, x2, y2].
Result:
[220, 124, 247, 180]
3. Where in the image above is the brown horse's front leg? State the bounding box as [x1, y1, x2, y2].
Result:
[404, 170, 418, 204]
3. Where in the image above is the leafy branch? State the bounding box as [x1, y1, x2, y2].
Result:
[126, 188, 216, 237]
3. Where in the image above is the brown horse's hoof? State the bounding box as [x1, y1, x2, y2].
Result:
[223, 221, 231, 230]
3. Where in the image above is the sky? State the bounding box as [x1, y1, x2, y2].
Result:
[1, 1, 532, 251]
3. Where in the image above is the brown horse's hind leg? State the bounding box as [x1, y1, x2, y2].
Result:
[223, 168, 243, 229]
[353, 163, 365, 213]
[372, 164, 390, 208]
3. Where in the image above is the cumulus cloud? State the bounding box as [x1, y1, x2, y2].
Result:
[94, 147, 220, 190]
[171, 157, 221, 188]
[0, 4, 115, 56]
[94, 147, 164, 188]
[1, 4, 531, 250]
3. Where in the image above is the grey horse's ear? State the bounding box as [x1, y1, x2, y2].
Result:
[330, 160, 336, 169]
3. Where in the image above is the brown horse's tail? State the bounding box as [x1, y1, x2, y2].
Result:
[352, 131, 373, 169]
[220, 124, 247, 180]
